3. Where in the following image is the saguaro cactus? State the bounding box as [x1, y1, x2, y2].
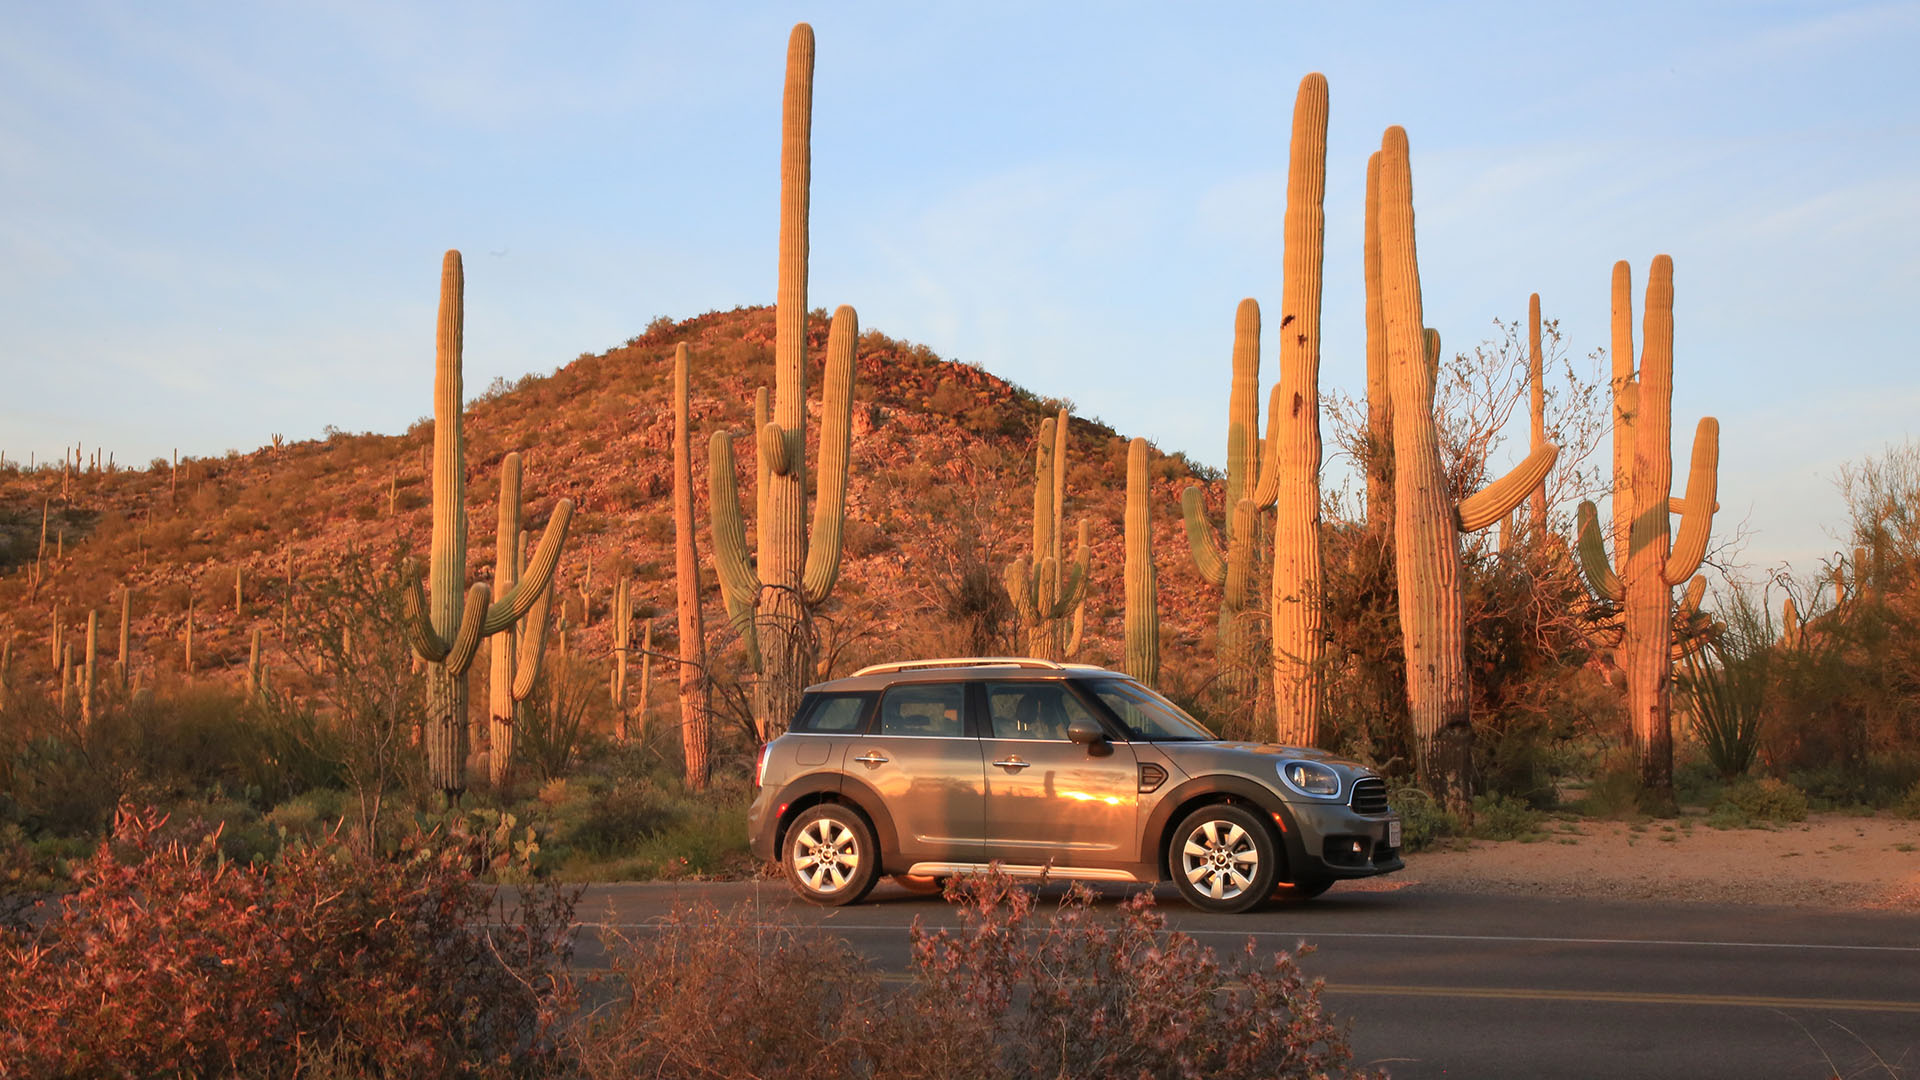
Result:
[672, 343, 713, 789]
[405, 251, 574, 796]
[1007, 410, 1090, 660]
[1528, 292, 1549, 535]
[1574, 256, 1718, 796]
[705, 24, 861, 739]
[116, 587, 131, 690]
[1181, 301, 1275, 698]
[1125, 438, 1159, 686]
[484, 452, 559, 789]
[1363, 151, 1393, 524]
[1375, 126, 1560, 807]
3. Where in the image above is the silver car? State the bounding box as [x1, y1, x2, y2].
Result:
[748, 658, 1403, 913]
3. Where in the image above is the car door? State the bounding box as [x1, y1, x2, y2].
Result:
[977, 680, 1138, 866]
[844, 681, 987, 864]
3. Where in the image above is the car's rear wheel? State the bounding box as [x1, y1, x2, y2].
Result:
[1168, 803, 1280, 914]
[783, 804, 879, 907]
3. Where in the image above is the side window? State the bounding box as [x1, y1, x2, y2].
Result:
[878, 683, 967, 738]
[984, 682, 1093, 741]
[792, 692, 873, 734]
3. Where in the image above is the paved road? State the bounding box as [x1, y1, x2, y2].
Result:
[565, 878, 1920, 1079]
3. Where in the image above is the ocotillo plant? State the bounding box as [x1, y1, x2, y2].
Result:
[404, 251, 575, 796]
[1375, 126, 1560, 809]
[1125, 437, 1160, 686]
[1179, 300, 1275, 698]
[1573, 256, 1718, 797]
[672, 343, 712, 789]
[1268, 72, 1330, 747]
[485, 452, 558, 789]
[1006, 411, 1090, 660]
[705, 24, 860, 738]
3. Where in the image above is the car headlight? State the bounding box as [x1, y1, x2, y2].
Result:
[1278, 760, 1342, 799]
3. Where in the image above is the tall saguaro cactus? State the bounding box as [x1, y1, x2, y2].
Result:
[406, 251, 574, 795]
[1575, 256, 1719, 796]
[485, 452, 558, 789]
[1269, 72, 1330, 747]
[1528, 292, 1549, 535]
[1375, 127, 1560, 808]
[1363, 151, 1393, 525]
[672, 344, 713, 789]
[1007, 410, 1090, 660]
[705, 23, 860, 739]
[1125, 438, 1160, 686]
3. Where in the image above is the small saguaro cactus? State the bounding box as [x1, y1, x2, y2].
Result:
[672, 343, 713, 789]
[704, 23, 861, 739]
[116, 587, 131, 690]
[1125, 437, 1160, 686]
[82, 610, 96, 727]
[1374, 125, 1560, 809]
[611, 578, 634, 736]
[1006, 410, 1090, 661]
[484, 452, 559, 790]
[405, 251, 575, 796]
[1574, 255, 1718, 797]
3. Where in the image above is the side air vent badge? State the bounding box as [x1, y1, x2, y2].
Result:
[1138, 763, 1168, 793]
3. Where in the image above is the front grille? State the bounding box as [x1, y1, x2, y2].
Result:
[1349, 777, 1389, 815]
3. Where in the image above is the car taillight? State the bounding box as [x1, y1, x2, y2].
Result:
[755, 743, 770, 788]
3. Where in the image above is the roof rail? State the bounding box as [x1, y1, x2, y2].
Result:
[848, 657, 1067, 678]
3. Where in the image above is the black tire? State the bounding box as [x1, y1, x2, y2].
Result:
[782, 804, 880, 907]
[1168, 803, 1281, 914]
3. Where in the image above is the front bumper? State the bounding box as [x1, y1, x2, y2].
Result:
[1286, 801, 1404, 879]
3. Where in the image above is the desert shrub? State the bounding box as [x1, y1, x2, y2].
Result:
[0, 807, 578, 1079]
[1711, 777, 1809, 827]
[1387, 785, 1458, 851]
[1468, 792, 1543, 840]
[546, 777, 682, 858]
[582, 871, 1380, 1080]
[1893, 781, 1920, 820]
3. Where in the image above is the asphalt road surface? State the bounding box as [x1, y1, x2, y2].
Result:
[566, 878, 1920, 1079]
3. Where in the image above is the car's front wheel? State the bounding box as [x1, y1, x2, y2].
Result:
[783, 804, 880, 907]
[1168, 803, 1280, 914]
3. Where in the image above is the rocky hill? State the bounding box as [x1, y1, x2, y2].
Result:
[0, 307, 1233, 714]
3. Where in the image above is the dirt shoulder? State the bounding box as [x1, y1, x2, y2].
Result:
[1367, 812, 1920, 910]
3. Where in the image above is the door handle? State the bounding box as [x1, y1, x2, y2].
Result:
[853, 752, 889, 766]
[991, 758, 1031, 770]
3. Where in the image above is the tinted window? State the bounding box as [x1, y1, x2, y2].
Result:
[878, 684, 967, 738]
[1087, 679, 1214, 741]
[984, 682, 1096, 741]
[792, 692, 873, 734]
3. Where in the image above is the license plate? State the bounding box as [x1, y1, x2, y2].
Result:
[1387, 819, 1402, 849]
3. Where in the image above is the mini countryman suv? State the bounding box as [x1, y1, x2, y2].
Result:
[748, 658, 1403, 914]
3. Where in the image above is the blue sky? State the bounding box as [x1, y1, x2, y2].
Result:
[3, 1, 1916, 578]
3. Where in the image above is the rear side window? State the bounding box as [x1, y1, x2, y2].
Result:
[878, 684, 967, 738]
[791, 692, 874, 734]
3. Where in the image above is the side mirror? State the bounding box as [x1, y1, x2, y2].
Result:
[1067, 717, 1107, 747]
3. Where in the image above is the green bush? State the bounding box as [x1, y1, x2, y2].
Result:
[1568, 764, 1646, 819]
[1387, 786, 1458, 852]
[1469, 793, 1543, 841]
[1892, 781, 1920, 820]
[1711, 777, 1809, 828]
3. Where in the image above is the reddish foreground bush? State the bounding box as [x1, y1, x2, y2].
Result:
[583, 869, 1384, 1080]
[0, 806, 578, 1079]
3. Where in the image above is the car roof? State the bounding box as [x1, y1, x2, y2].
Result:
[803, 658, 1127, 694]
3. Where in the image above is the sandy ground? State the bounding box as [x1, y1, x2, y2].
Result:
[1360, 812, 1920, 910]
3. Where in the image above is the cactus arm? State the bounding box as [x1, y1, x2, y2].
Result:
[403, 571, 452, 662]
[430, 250, 467, 645]
[1224, 499, 1257, 616]
[1044, 520, 1091, 618]
[1248, 382, 1286, 509]
[802, 305, 857, 605]
[1051, 407, 1069, 569]
[1576, 501, 1624, 602]
[480, 500, 575, 635]
[511, 567, 555, 701]
[1663, 417, 1720, 585]
[1179, 486, 1229, 587]
[754, 386, 771, 547]
[1668, 496, 1719, 516]
[1457, 443, 1559, 532]
[758, 420, 790, 477]
[1224, 298, 1262, 508]
[1003, 556, 1036, 621]
[707, 430, 764, 668]
[444, 582, 495, 675]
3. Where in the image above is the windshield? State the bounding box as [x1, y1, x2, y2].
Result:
[1087, 679, 1216, 742]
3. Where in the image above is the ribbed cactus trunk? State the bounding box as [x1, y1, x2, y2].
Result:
[410, 251, 574, 796]
[673, 344, 712, 789]
[1363, 151, 1392, 526]
[1528, 292, 1548, 536]
[1006, 410, 1088, 662]
[1124, 438, 1159, 686]
[489, 452, 522, 781]
[1271, 72, 1329, 748]
[116, 587, 130, 691]
[1610, 262, 1635, 575]
[81, 610, 96, 728]
[1376, 127, 1470, 807]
